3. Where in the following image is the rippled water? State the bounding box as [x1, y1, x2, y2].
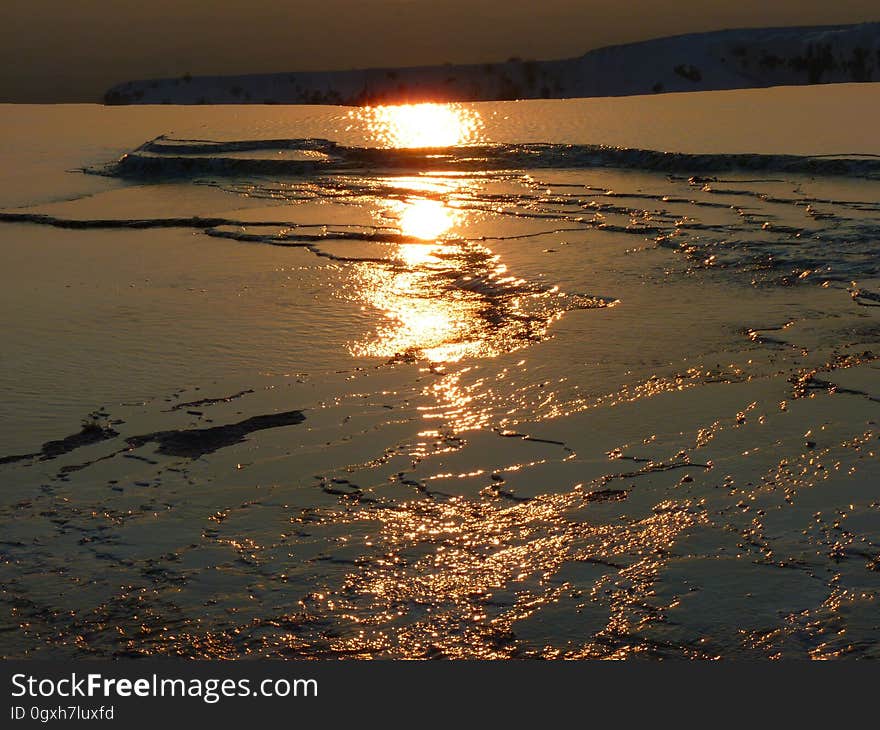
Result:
[1, 87, 879, 659]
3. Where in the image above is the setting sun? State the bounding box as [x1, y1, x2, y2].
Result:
[353, 103, 484, 148]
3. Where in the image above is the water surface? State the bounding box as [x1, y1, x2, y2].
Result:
[1, 85, 879, 659]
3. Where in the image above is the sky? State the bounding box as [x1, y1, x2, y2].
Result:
[2, 0, 878, 102]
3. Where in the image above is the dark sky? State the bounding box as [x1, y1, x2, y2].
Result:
[2, 0, 878, 102]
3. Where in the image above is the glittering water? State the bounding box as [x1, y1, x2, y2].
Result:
[1, 89, 880, 659]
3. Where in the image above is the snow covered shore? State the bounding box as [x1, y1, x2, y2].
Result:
[104, 22, 880, 105]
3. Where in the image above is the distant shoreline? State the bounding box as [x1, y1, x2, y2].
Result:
[103, 22, 880, 106]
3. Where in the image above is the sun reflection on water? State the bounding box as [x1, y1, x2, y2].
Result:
[350, 254, 496, 365]
[340, 173, 608, 368]
[351, 103, 484, 148]
[348, 183, 488, 363]
[396, 198, 458, 241]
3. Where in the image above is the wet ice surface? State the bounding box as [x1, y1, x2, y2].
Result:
[1, 99, 880, 659]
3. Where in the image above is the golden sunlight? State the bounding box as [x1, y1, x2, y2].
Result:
[397, 242, 441, 267]
[396, 198, 458, 241]
[353, 103, 484, 148]
[346, 176, 575, 367]
[350, 265, 477, 363]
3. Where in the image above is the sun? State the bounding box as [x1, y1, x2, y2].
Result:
[352, 103, 484, 148]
